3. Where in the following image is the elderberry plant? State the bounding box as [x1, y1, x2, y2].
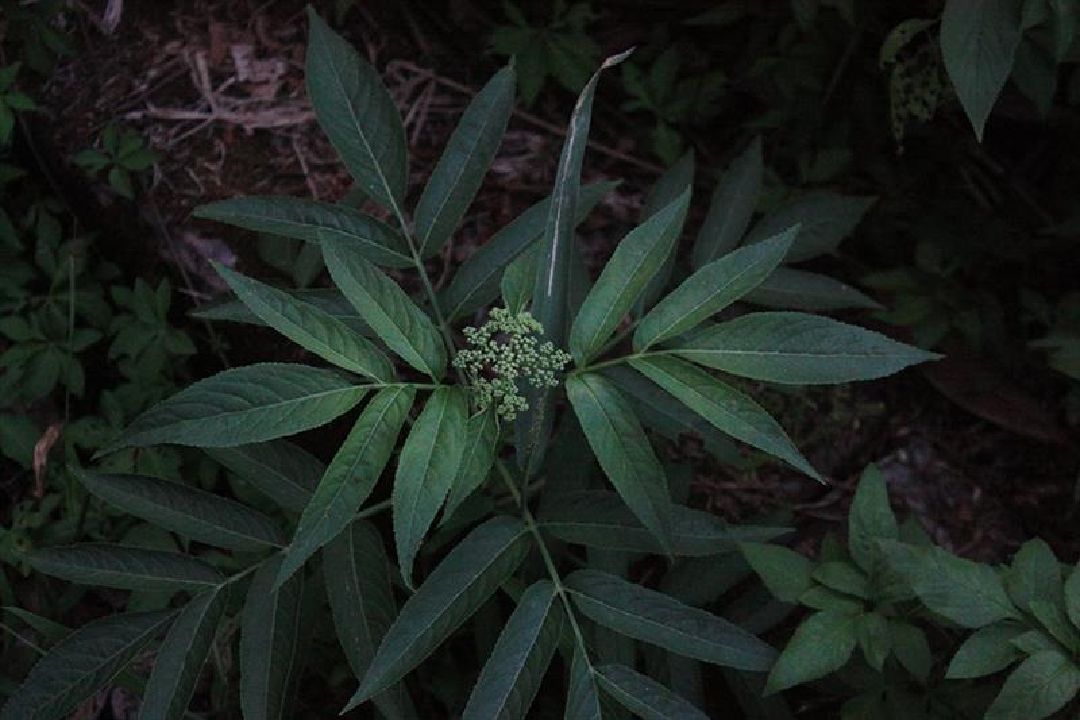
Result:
[4, 8, 937, 720]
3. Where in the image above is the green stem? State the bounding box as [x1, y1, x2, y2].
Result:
[356, 497, 392, 520]
[569, 349, 674, 377]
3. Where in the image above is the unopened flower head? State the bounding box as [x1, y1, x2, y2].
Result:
[453, 308, 572, 421]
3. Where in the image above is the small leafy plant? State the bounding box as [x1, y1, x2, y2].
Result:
[3, 9, 937, 718]
[73, 124, 158, 200]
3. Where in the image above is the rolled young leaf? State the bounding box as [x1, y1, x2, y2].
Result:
[393, 387, 469, 588]
[628, 356, 820, 480]
[193, 196, 412, 268]
[461, 580, 564, 720]
[672, 312, 938, 384]
[415, 64, 515, 257]
[275, 386, 415, 589]
[565, 569, 777, 671]
[0, 610, 174, 720]
[323, 237, 446, 379]
[240, 555, 305, 720]
[692, 136, 763, 269]
[214, 263, 394, 381]
[306, 9, 407, 213]
[595, 664, 709, 720]
[324, 521, 417, 720]
[141, 585, 228, 720]
[346, 516, 530, 710]
[109, 363, 369, 451]
[634, 227, 795, 351]
[566, 373, 674, 556]
[27, 543, 223, 592]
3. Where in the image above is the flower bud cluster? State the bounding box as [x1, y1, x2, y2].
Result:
[453, 308, 572, 421]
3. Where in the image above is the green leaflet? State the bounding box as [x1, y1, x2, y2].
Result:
[890, 620, 932, 683]
[847, 464, 899, 574]
[76, 470, 286, 550]
[984, 649, 1080, 720]
[441, 182, 617, 321]
[0, 610, 174, 720]
[566, 373, 674, 556]
[595, 664, 709, 720]
[628, 355, 820, 480]
[306, 9, 407, 213]
[141, 585, 228, 720]
[193, 196, 412, 268]
[879, 541, 1020, 628]
[461, 580, 563, 720]
[214, 263, 393, 381]
[27, 543, 222, 592]
[765, 611, 857, 694]
[194, 288, 372, 336]
[207, 440, 323, 513]
[744, 192, 876, 263]
[1005, 538, 1062, 612]
[500, 245, 539, 315]
[569, 190, 690, 364]
[744, 267, 882, 311]
[393, 387, 469, 588]
[324, 521, 417, 720]
[941, 0, 1022, 141]
[109, 363, 369, 450]
[692, 137, 763, 269]
[946, 623, 1025, 679]
[634, 228, 794, 351]
[672, 312, 938, 384]
[814, 561, 869, 600]
[323, 237, 446, 379]
[539, 490, 787, 556]
[240, 555, 305, 720]
[565, 648, 603, 720]
[415, 65, 515, 257]
[442, 408, 499, 523]
[566, 569, 777, 671]
[638, 149, 694, 312]
[739, 543, 814, 604]
[275, 386, 414, 588]
[346, 516, 530, 709]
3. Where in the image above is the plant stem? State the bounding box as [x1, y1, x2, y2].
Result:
[569, 349, 673, 376]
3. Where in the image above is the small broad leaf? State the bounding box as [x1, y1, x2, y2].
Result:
[890, 620, 932, 683]
[1005, 538, 1062, 612]
[306, 8, 407, 212]
[324, 521, 417, 720]
[848, 464, 899, 574]
[323, 237, 446, 379]
[346, 516, 530, 709]
[110, 363, 369, 450]
[566, 373, 674, 556]
[275, 386, 414, 588]
[946, 623, 1025, 679]
[856, 612, 891, 672]
[813, 561, 870, 599]
[941, 0, 1022, 141]
[672, 312, 938, 385]
[1030, 599, 1080, 651]
[141, 585, 228, 720]
[740, 543, 814, 603]
[77, 470, 286, 550]
[193, 196, 412, 267]
[240, 555, 304, 720]
[765, 611, 857, 694]
[393, 387, 469, 588]
[595, 664, 709, 720]
[566, 569, 777, 671]
[565, 648, 603, 720]
[442, 408, 499, 523]
[442, 182, 616, 321]
[0, 610, 173, 720]
[745, 267, 882, 311]
[462, 581, 563, 720]
[1065, 563, 1080, 630]
[214, 263, 393, 380]
[629, 355, 819, 479]
[879, 541, 1019, 628]
[27, 544, 222, 592]
[744, 192, 876, 263]
[540, 490, 787, 556]
[692, 137, 763, 269]
[984, 649, 1080, 720]
[207, 440, 323, 512]
[634, 228, 794, 351]
[415, 65, 515, 257]
[570, 190, 690, 364]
